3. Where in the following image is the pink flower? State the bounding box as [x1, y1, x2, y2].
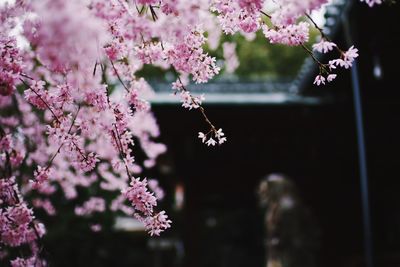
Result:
[11, 256, 38, 267]
[198, 132, 207, 143]
[329, 59, 351, 69]
[239, 16, 260, 33]
[125, 79, 151, 112]
[166, 29, 220, 84]
[6, 204, 33, 225]
[313, 75, 326, 86]
[263, 22, 310, 46]
[180, 91, 204, 110]
[105, 43, 121, 61]
[327, 74, 337, 82]
[32, 166, 51, 189]
[122, 178, 157, 216]
[206, 138, 217, 146]
[161, 0, 179, 15]
[24, 81, 49, 110]
[312, 40, 336, 54]
[135, 42, 163, 65]
[78, 152, 99, 172]
[343, 46, 359, 66]
[84, 85, 108, 112]
[0, 204, 36, 247]
[238, 0, 263, 11]
[0, 36, 22, 96]
[143, 211, 172, 236]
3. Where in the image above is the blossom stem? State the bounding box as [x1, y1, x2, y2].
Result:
[305, 13, 328, 40]
[110, 60, 130, 93]
[104, 85, 133, 180]
[260, 10, 272, 18]
[45, 105, 81, 171]
[300, 43, 329, 74]
[19, 79, 61, 124]
[176, 76, 217, 133]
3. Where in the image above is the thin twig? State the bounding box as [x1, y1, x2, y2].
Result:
[176, 76, 217, 133]
[104, 84, 133, 181]
[260, 10, 272, 18]
[305, 13, 328, 39]
[110, 60, 130, 92]
[45, 105, 81, 170]
[19, 79, 61, 124]
[20, 78, 88, 160]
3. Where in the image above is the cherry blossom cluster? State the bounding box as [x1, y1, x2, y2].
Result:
[312, 44, 359, 85]
[1, 1, 168, 264]
[210, 0, 263, 34]
[262, 22, 310, 46]
[0, 35, 22, 97]
[1, 0, 380, 265]
[198, 128, 227, 146]
[166, 28, 220, 84]
[261, 1, 362, 85]
[210, 0, 369, 85]
[0, 136, 46, 265]
[306, 8, 361, 86]
[142, 211, 172, 237]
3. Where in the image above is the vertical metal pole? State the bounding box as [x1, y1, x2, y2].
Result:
[342, 16, 374, 267]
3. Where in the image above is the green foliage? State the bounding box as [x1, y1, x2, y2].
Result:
[213, 28, 319, 80]
[138, 29, 318, 82]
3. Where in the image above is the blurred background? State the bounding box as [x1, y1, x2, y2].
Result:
[39, 1, 400, 267]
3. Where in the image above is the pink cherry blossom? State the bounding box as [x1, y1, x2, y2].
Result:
[122, 178, 157, 216]
[0, 0, 379, 264]
[263, 22, 310, 46]
[327, 74, 337, 82]
[313, 40, 337, 54]
[313, 75, 326, 86]
[143, 211, 172, 236]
